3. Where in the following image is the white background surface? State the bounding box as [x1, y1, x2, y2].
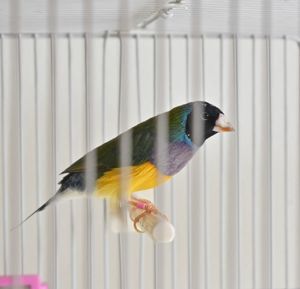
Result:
[0, 34, 300, 289]
[0, 0, 299, 38]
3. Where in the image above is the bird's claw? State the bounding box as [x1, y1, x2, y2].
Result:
[128, 197, 167, 233]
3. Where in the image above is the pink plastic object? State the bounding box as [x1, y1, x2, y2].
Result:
[0, 275, 48, 288]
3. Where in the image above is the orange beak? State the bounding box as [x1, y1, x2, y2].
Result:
[213, 114, 234, 133]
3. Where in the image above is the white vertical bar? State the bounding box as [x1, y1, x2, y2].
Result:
[201, 34, 208, 289]
[169, 34, 176, 289]
[251, 35, 256, 289]
[135, 34, 144, 289]
[8, 34, 21, 277]
[101, 33, 107, 138]
[50, 33, 58, 289]
[233, 35, 240, 289]
[0, 34, 7, 275]
[231, 21, 240, 289]
[189, 33, 202, 289]
[135, 35, 142, 122]
[101, 31, 110, 289]
[186, 34, 192, 289]
[9, 1, 21, 278]
[219, 34, 224, 289]
[298, 42, 300, 289]
[283, 35, 289, 289]
[154, 33, 170, 289]
[34, 33, 41, 274]
[118, 34, 123, 135]
[68, 33, 77, 289]
[168, 35, 173, 109]
[118, 34, 124, 289]
[48, 0, 57, 286]
[153, 34, 157, 289]
[84, 32, 93, 289]
[119, 20, 132, 289]
[17, 34, 24, 275]
[266, 36, 273, 289]
[153, 32, 170, 289]
[118, 33, 131, 289]
[153, 34, 156, 114]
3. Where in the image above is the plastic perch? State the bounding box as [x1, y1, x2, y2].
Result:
[128, 197, 175, 243]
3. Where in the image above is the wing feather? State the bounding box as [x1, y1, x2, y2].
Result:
[61, 117, 156, 175]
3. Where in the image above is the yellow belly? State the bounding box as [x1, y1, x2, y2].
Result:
[94, 161, 171, 199]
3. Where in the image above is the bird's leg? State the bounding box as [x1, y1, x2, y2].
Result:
[129, 196, 157, 211]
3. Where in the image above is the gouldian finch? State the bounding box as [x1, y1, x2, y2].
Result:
[20, 101, 233, 225]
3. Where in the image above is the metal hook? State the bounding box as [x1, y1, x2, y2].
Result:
[137, 0, 188, 29]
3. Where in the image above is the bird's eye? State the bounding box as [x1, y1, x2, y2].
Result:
[201, 112, 209, 120]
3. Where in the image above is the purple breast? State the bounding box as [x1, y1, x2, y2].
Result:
[151, 141, 197, 176]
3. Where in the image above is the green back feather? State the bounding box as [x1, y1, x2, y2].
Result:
[61, 102, 193, 175]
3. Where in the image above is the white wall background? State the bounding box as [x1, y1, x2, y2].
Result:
[0, 0, 300, 37]
[0, 34, 300, 289]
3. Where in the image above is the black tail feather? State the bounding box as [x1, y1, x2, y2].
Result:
[11, 194, 57, 231]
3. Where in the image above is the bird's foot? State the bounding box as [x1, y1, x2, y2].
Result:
[128, 197, 167, 233]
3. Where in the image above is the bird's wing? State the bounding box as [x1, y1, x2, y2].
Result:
[61, 117, 156, 175]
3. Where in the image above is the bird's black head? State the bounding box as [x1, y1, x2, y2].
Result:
[185, 101, 233, 146]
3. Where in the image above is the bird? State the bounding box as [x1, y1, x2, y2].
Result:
[17, 101, 233, 227]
